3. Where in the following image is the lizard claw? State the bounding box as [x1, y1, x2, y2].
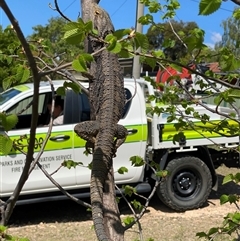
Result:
[85, 139, 96, 155]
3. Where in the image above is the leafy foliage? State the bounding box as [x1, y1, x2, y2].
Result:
[199, 0, 222, 16]
[197, 171, 240, 240]
[61, 160, 83, 169]
[0, 225, 29, 241]
[130, 156, 145, 167]
[0, 26, 26, 89]
[0, 113, 18, 131]
[2, 0, 240, 240]
[146, 20, 199, 61]
[122, 216, 135, 226]
[117, 166, 128, 174]
[215, 8, 240, 59]
[29, 17, 84, 62]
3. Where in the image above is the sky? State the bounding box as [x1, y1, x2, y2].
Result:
[0, 0, 236, 48]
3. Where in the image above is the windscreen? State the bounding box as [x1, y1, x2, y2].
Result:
[0, 89, 21, 105]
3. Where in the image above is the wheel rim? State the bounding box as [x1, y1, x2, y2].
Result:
[172, 169, 201, 201]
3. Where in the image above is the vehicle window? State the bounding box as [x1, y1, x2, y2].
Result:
[64, 88, 132, 124]
[79, 88, 132, 119]
[0, 89, 21, 105]
[81, 93, 91, 122]
[7, 94, 46, 115]
[122, 88, 132, 118]
[6, 94, 48, 129]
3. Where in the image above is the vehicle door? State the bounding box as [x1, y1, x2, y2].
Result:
[73, 82, 147, 187]
[64, 90, 92, 188]
[115, 82, 147, 184]
[0, 91, 77, 197]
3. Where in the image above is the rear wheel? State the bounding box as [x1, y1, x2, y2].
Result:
[157, 156, 212, 211]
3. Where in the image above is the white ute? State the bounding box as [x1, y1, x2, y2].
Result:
[0, 78, 239, 211]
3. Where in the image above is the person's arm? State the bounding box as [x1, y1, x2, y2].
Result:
[53, 115, 64, 125]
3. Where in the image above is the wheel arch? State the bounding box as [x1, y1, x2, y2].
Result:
[155, 146, 218, 190]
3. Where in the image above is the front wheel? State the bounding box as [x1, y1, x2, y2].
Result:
[157, 156, 212, 211]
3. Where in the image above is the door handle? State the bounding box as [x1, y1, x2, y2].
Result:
[127, 129, 138, 135]
[50, 135, 70, 142]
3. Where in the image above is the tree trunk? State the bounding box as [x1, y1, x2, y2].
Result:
[103, 167, 124, 241]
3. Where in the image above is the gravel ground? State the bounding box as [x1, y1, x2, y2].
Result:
[5, 165, 240, 241]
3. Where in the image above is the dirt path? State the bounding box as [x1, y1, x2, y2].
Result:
[7, 166, 240, 241]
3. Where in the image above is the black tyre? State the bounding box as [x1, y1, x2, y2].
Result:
[157, 156, 212, 211]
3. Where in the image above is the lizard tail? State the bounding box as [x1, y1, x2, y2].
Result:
[90, 147, 110, 241]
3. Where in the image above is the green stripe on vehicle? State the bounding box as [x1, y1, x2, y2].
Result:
[73, 124, 148, 148]
[6, 131, 73, 155]
[162, 120, 238, 141]
[2, 124, 147, 156]
[14, 85, 30, 92]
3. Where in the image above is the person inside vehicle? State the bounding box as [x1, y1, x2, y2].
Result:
[47, 96, 64, 125]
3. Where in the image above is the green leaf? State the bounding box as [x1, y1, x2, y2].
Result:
[199, 0, 222, 16]
[113, 29, 131, 40]
[108, 42, 122, 54]
[169, 64, 182, 73]
[5, 56, 13, 65]
[2, 76, 13, 90]
[56, 86, 66, 96]
[227, 194, 239, 204]
[88, 162, 92, 170]
[0, 225, 7, 232]
[227, 88, 240, 99]
[122, 185, 137, 197]
[84, 21, 93, 33]
[63, 81, 81, 94]
[196, 232, 208, 238]
[213, 95, 222, 106]
[172, 132, 186, 145]
[222, 174, 234, 184]
[0, 134, 13, 155]
[144, 56, 157, 70]
[117, 166, 128, 174]
[61, 160, 83, 169]
[152, 50, 164, 58]
[2, 114, 18, 131]
[72, 57, 87, 73]
[156, 170, 169, 178]
[220, 194, 229, 205]
[105, 34, 122, 53]
[129, 156, 145, 167]
[130, 199, 142, 210]
[63, 29, 84, 45]
[64, 21, 83, 31]
[118, 49, 132, 58]
[122, 216, 134, 226]
[138, 14, 154, 25]
[134, 32, 149, 53]
[71, 53, 93, 73]
[233, 8, 240, 20]
[16, 65, 30, 83]
[231, 212, 240, 223]
[207, 227, 219, 236]
[81, 53, 94, 63]
[234, 173, 240, 183]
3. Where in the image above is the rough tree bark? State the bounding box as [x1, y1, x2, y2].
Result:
[76, 0, 127, 240]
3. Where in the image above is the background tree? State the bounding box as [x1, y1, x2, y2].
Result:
[0, 26, 21, 90]
[1, 0, 240, 240]
[215, 7, 240, 58]
[28, 17, 84, 62]
[146, 20, 198, 60]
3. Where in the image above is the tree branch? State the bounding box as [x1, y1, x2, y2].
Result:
[0, 0, 41, 225]
[36, 162, 91, 208]
[48, 0, 71, 22]
[231, 0, 240, 6]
